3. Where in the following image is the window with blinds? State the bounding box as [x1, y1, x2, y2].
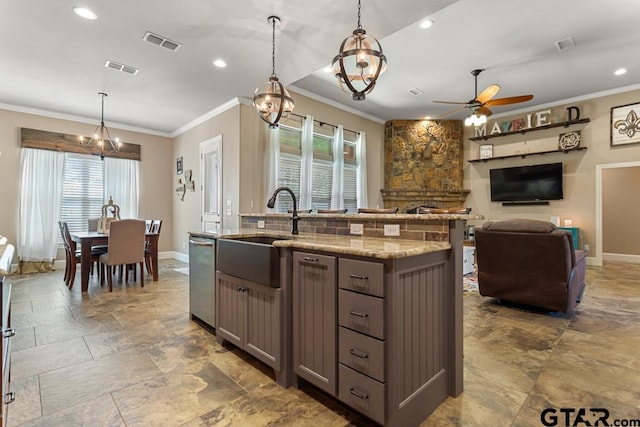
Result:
[59, 153, 104, 244]
[275, 123, 360, 213]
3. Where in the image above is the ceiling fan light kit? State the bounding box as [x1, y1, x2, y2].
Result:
[253, 16, 295, 129]
[331, 0, 387, 101]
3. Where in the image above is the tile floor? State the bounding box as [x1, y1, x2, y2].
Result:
[6, 259, 640, 426]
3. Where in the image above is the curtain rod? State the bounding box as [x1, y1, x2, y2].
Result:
[289, 112, 360, 136]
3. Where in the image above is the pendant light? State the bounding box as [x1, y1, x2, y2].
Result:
[331, 0, 387, 101]
[253, 16, 295, 129]
[81, 92, 121, 160]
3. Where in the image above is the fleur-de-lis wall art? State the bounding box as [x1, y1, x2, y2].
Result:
[611, 102, 640, 147]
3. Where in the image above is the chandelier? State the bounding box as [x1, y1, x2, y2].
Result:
[253, 16, 295, 129]
[81, 92, 121, 160]
[331, 0, 387, 101]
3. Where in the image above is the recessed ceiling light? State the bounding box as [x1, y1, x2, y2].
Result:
[424, 116, 432, 120]
[213, 59, 227, 68]
[322, 65, 333, 73]
[418, 19, 434, 29]
[614, 68, 627, 76]
[72, 6, 97, 20]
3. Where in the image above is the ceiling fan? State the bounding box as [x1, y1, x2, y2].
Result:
[433, 69, 534, 121]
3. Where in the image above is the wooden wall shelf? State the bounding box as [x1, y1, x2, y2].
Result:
[469, 118, 591, 141]
[468, 146, 587, 163]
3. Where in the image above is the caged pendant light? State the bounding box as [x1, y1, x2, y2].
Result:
[80, 92, 122, 160]
[253, 16, 295, 129]
[331, 0, 387, 101]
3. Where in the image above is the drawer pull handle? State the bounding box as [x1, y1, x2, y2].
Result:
[349, 348, 369, 359]
[349, 311, 368, 318]
[349, 388, 369, 400]
[303, 257, 319, 262]
[2, 328, 15, 338]
[349, 274, 368, 280]
[4, 392, 15, 404]
[237, 286, 247, 292]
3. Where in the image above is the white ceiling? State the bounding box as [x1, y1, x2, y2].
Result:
[2, 0, 639, 136]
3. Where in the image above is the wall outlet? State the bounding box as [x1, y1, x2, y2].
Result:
[257, 220, 266, 229]
[226, 199, 232, 207]
[384, 224, 400, 236]
[583, 244, 590, 251]
[350, 223, 364, 235]
[225, 208, 232, 216]
[182, 242, 186, 249]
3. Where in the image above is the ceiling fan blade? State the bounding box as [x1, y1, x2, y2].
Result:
[436, 106, 468, 119]
[485, 94, 534, 106]
[477, 106, 493, 117]
[476, 84, 500, 104]
[432, 100, 469, 105]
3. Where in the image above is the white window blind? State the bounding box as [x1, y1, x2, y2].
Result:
[311, 159, 333, 210]
[276, 153, 301, 212]
[343, 165, 357, 213]
[60, 154, 105, 239]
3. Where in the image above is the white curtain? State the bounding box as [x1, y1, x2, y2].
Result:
[265, 126, 280, 211]
[331, 125, 345, 209]
[104, 157, 139, 219]
[18, 148, 64, 261]
[356, 131, 368, 208]
[298, 114, 314, 210]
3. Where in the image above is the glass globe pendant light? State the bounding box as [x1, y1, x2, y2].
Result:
[253, 16, 295, 128]
[331, 0, 387, 101]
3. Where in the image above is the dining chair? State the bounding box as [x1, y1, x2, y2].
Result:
[99, 219, 146, 292]
[58, 221, 103, 289]
[87, 217, 108, 272]
[144, 219, 162, 275]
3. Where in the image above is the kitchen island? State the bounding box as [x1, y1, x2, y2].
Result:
[193, 212, 479, 426]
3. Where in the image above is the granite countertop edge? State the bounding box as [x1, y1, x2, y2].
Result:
[189, 230, 451, 259]
[239, 212, 483, 220]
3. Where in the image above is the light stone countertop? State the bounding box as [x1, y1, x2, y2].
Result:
[189, 229, 451, 260]
[240, 212, 484, 221]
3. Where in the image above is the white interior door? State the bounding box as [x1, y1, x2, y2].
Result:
[200, 135, 222, 233]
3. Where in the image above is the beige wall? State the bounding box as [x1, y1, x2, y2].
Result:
[463, 88, 640, 262]
[0, 109, 174, 259]
[603, 166, 640, 255]
[171, 105, 241, 254]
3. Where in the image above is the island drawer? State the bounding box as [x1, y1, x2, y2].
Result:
[338, 364, 385, 425]
[339, 327, 385, 382]
[338, 258, 384, 297]
[338, 289, 384, 340]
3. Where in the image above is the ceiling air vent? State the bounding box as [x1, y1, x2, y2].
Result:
[104, 60, 139, 75]
[555, 37, 575, 52]
[143, 31, 182, 52]
[408, 88, 424, 96]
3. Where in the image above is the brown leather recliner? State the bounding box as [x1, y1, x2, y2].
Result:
[474, 219, 586, 313]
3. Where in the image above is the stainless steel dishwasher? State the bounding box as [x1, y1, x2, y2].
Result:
[188, 234, 216, 329]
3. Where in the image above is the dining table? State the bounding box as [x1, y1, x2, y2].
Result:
[70, 230, 159, 293]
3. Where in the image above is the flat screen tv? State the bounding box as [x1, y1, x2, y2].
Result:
[490, 162, 563, 203]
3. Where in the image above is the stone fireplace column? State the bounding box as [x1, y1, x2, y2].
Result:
[381, 120, 469, 212]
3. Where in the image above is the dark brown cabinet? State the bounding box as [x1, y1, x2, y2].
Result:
[292, 251, 337, 395]
[216, 272, 283, 382]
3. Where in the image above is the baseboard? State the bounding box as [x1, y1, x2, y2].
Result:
[586, 256, 599, 266]
[163, 251, 189, 263]
[603, 253, 640, 263]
